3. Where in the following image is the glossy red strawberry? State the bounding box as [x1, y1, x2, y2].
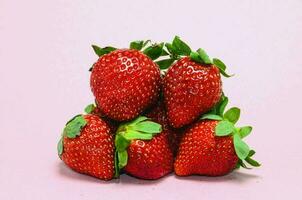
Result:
[114, 112, 173, 180]
[163, 57, 222, 128]
[123, 102, 175, 179]
[124, 131, 173, 179]
[175, 120, 238, 176]
[174, 98, 260, 176]
[90, 49, 161, 121]
[57, 114, 115, 180]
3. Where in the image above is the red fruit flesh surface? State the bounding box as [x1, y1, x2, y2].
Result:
[124, 101, 174, 180]
[174, 120, 238, 176]
[145, 100, 180, 155]
[90, 49, 161, 121]
[62, 115, 115, 180]
[124, 132, 173, 180]
[163, 57, 222, 128]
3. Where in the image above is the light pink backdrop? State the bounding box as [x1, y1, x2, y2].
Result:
[1, 0, 302, 199]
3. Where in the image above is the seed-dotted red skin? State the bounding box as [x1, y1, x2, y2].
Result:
[124, 101, 174, 180]
[90, 49, 161, 121]
[62, 115, 115, 180]
[163, 57, 222, 128]
[91, 104, 119, 133]
[145, 100, 180, 156]
[174, 120, 238, 176]
[124, 131, 174, 180]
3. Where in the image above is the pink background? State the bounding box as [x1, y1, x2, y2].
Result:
[1, 0, 302, 199]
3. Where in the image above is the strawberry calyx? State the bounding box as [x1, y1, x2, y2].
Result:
[201, 95, 261, 169]
[89, 45, 117, 71]
[161, 36, 233, 77]
[84, 103, 96, 114]
[92, 45, 117, 57]
[90, 40, 167, 71]
[57, 114, 88, 159]
[114, 116, 162, 177]
[129, 39, 169, 62]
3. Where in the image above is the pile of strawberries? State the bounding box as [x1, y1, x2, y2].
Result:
[57, 36, 260, 181]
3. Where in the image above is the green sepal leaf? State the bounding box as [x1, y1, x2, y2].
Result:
[57, 137, 63, 158]
[197, 48, 212, 64]
[143, 43, 164, 60]
[235, 161, 241, 169]
[213, 58, 226, 70]
[218, 96, 229, 116]
[172, 36, 191, 56]
[239, 126, 253, 138]
[118, 151, 128, 169]
[213, 58, 233, 77]
[208, 95, 228, 116]
[189, 51, 203, 63]
[84, 104, 96, 114]
[237, 159, 251, 169]
[132, 121, 162, 134]
[115, 134, 130, 152]
[224, 107, 240, 124]
[142, 40, 151, 48]
[92, 45, 116, 57]
[156, 58, 175, 69]
[165, 43, 176, 55]
[248, 149, 256, 157]
[63, 115, 87, 138]
[201, 114, 223, 121]
[123, 130, 153, 140]
[233, 133, 250, 160]
[245, 157, 261, 167]
[161, 49, 169, 56]
[130, 40, 144, 50]
[215, 120, 235, 136]
[129, 116, 149, 125]
[114, 151, 120, 178]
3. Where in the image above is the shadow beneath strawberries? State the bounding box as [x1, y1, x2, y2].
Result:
[57, 162, 118, 184]
[175, 170, 260, 183]
[117, 173, 172, 185]
[58, 162, 259, 184]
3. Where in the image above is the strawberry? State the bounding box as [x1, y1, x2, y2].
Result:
[114, 114, 174, 180]
[162, 36, 233, 128]
[90, 47, 162, 121]
[174, 96, 260, 176]
[57, 114, 115, 180]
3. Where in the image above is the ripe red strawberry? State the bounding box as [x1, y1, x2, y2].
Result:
[175, 120, 238, 176]
[57, 114, 115, 180]
[90, 49, 161, 121]
[124, 131, 173, 179]
[161, 36, 236, 128]
[174, 97, 260, 176]
[163, 57, 222, 128]
[114, 113, 174, 180]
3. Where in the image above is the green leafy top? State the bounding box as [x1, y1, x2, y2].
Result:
[114, 116, 162, 177]
[57, 115, 87, 158]
[92, 45, 117, 57]
[159, 36, 233, 77]
[90, 36, 233, 76]
[201, 95, 260, 169]
[84, 104, 96, 114]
